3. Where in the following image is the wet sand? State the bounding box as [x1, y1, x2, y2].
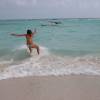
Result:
[0, 75, 100, 100]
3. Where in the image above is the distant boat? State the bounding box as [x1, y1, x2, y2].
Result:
[41, 20, 62, 26]
[48, 21, 62, 25]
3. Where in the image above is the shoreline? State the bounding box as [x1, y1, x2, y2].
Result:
[0, 75, 100, 100]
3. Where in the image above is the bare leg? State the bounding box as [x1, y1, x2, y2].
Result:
[36, 45, 40, 55]
[31, 44, 40, 55]
[28, 47, 32, 54]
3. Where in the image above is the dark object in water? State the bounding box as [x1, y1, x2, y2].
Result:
[49, 21, 62, 24]
[41, 24, 47, 26]
[41, 20, 62, 26]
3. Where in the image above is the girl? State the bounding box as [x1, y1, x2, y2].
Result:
[11, 29, 39, 55]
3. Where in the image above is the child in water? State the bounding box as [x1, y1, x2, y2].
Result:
[11, 29, 40, 55]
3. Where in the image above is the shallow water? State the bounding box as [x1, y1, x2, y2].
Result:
[0, 18, 100, 80]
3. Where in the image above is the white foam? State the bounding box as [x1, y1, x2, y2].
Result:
[0, 59, 13, 64]
[0, 55, 100, 80]
[30, 46, 49, 56]
[13, 45, 26, 51]
[13, 44, 49, 55]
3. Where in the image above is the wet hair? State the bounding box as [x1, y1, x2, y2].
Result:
[27, 29, 32, 34]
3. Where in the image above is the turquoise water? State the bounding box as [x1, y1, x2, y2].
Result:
[0, 19, 100, 57]
[0, 18, 100, 79]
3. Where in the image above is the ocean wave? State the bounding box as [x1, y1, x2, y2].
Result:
[0, 59, 13, 67]
[13, 45, 27, 51]
[0, 52, 100, 80]
[0, 45, 100, 80]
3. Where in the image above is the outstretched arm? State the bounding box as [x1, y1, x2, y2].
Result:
[11, 33, 26, 37]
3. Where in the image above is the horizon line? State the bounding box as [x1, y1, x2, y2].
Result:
[0, 17, 100, 21]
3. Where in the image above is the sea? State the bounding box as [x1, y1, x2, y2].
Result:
[0, 18, 100, 80]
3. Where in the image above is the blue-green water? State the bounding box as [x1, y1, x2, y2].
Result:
[1, 19, 100, 57]
[0, 18, 100, 79]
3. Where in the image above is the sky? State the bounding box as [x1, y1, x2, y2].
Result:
[0, 0, 100, 19]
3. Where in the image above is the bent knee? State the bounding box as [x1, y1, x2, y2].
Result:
[32, 44, 39, 48]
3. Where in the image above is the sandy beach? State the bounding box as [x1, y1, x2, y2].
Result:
[0, 75, 100, 100]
